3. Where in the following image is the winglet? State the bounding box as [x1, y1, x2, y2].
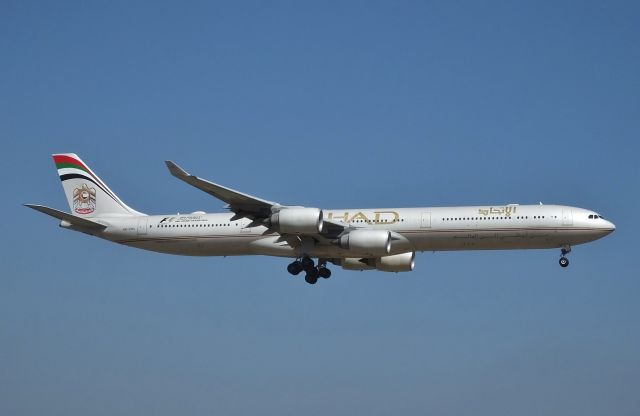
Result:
[165, 160, 190, 178]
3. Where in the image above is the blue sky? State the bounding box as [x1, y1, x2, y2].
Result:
[1, 1, 639, 415]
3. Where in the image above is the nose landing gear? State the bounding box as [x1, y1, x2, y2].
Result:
[287, 256, 331, 284]
[559, 246, 571, 268]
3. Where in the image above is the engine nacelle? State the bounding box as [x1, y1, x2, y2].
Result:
[339, 258, 375, 271]
[270, 207, 323, 234]
[374, 252, 415, 272]
[338, 229, 391, 256]
[338, 252, 415, 272]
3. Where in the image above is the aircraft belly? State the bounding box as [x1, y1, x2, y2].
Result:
[405, 227, 592, 251]
[247, 236, 297, 257]
[126, 235, 291, 256]
[112, 224, 605, 258]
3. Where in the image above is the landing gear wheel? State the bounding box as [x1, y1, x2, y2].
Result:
[301, 257, 315, 271]
[287, 261, 304, 275]
[318, 267, 331, 279]
[305, 268, 319, 284]
[559, 257, 569, 268]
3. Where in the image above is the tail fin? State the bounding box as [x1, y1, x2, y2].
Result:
[52, 153, 144, 217]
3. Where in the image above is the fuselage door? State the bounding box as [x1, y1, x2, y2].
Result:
[137, 217, 148, 235]
[562, 209, 573, 226]
[421, 212, 431, 228]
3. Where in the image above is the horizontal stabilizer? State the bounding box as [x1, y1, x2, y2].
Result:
[24, 204, 107, 230]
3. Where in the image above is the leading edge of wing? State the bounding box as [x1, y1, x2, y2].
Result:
[164, 160, 278, 217]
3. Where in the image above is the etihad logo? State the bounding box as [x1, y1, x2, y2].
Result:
[478, 205, 517, 217]
[327, 211, 400, 224]
[73, 183, 96, 214]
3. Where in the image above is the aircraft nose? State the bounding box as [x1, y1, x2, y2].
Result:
[603, 220, 616, 233]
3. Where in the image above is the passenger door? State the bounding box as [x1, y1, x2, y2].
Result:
[421, 212, 431, 228]
[137, 217, 148, 235]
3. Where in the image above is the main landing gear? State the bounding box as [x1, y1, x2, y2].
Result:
[559, 245, 571, 268]
[287, 256, 332, 284]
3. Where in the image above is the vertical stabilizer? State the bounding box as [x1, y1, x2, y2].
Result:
[52, 153, 144, 217]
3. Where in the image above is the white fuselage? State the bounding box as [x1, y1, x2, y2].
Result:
[81, 204, 615, 258]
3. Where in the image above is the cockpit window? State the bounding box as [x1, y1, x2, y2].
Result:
[589, 214, 604, 219]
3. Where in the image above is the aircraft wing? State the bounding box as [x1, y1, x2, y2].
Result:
[164, 161, 347, 237]
[165, 161, 278, 219]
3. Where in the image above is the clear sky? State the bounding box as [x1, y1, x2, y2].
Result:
[1, 1, 638, 415]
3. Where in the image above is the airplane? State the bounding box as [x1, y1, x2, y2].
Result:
[26, 153, 615, 284]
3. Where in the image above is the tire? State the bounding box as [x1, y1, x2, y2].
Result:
[287, 261, 303, 275]
[318, 267, 331, 279]
[559, 257, 569, 268]
[305, 274, 318, 284]
[301, 257, 315, 271]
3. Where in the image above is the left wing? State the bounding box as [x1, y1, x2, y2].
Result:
[165, 160, 278, 220]
[164, 160, 346, 237]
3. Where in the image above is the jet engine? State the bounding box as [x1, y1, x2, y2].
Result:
[339, 257, 375, 270]
[338, 229, 391, 256]
[270, 207, 323, 234]
[336, 252, 415, 272]
[374, 252, 415, 272]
